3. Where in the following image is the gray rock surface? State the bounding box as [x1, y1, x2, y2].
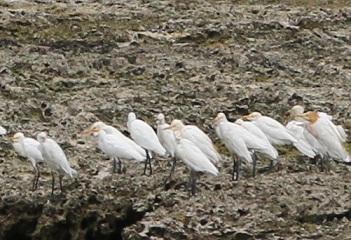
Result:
[0, 0, 351, 239]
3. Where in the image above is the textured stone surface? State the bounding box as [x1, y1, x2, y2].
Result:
[0, 0, 351, 239]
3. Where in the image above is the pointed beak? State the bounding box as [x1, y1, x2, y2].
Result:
[81, 128, 97, 135]
[212, 116, 221, 124]
[164, 125, 173, 130]
[242, 114, 250, 120]
[285, 109, 292, 116]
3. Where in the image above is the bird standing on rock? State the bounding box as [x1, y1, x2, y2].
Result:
[173, 131, 218, 196]
[156, 113, 177, 184]
[242, 111, 297, 169]
[11, 132, 44, 191]
[37, 132, 77, 197]
[127, 112, 166, 175]
[82, 121, 146, 173]
[165, 119, 221, 164]
[294, 111, 350, 170]
[214, 113, 277, 180]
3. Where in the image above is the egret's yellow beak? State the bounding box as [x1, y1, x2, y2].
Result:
[81, 128, 99, 135]
[285, 109, 292, 115]
[163, 125, 174, 130]
[242, 114, 251, 119]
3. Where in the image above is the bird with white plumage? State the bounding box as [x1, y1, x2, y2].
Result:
[11, 132, 44, 191]
[173, 131, 218, 195]
[37, 132, 77, 197]
[165, 119, 221, 164]
[214, 113, 277, 180]
[127, 112, 166, 175]
[294, 111, 350, 170]
[83, 121, 146, 173]
[156, 113, 177, 184]
[82, 121, 146, 173]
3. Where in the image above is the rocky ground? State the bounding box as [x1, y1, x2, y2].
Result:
[0, 0, 351, 239]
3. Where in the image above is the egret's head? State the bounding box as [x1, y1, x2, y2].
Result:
[37, 132, 47, 142]
[286, 105, 304, 116]
[81, 121, 104, 135]
[212, 113, 227, 125]
[10, 132, 25, 142]
[242, 112, 262, 120]
[156, 113, 165, 125]
[164, 119, 184, 131]
[235, 118, 244, 125]
[128, 112, 136, 122]
[294, 111, 319, 123]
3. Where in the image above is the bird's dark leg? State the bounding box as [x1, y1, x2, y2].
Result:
[51, 171, 55, 197]
[232, 154, 237, 181]
[59, 174, 63, 193]
[252, 151, 257, 178]
[143, 150, 152, 176]
[236, 158, 241, 181]
[164, 157, 177, 187]
[113, 157, 122, 174]
[188, 170, 197, 196]
[269, 159, 274, 171]
[33, 164, 40, 191]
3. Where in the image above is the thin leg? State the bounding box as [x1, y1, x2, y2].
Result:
[189, 170, 197, 196]
[33, 164, 40, 191]
[113, 157, 122, 174]
[143, 150, 152, 176]
[164, 157, 177, 186]
[59, 174, 63, 192]
[51, 171, 55, 197]
[252, 151, 257, 177]
[236, 158, 241, 181]
[232, 155, 237, 181]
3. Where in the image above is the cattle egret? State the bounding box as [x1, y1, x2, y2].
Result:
[242, 112, 297, 146]
[0, 125, 6, 135]
[83, 121, 146, 173]
[214, 113, 277, 180]
[294, 111, 350, 170]
[285, 121, 317, 158]
[11, 132, 44, 190]
[82, 122, 146, 173]
[37, 132, 77, 197]
[156, 113, 177, 183]
[174, 131, 218, 195]
[165, 119, 221, 164]
[287, 105, 347, 142]
[127, 112, 166, 175]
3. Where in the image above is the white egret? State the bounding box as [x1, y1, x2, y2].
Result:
[82, 122, 146, 173]
[156, 113, 177, 183]
[11, 132, 44, 190]
[242, 112, 297, 146]
[0, 125, 6, 135]
[287, 105, 347, 142]
[165, 119, 221, 164]
[235, 118, 279, 174]
[294, 111, 350, 169]
[285, 121, 317, 159]
[287, 105, 339, 170]
[214, 113, 277, 180]
[37, 132, 77, 197]
[127, 112, 166, 175]
[174, 131, 218, 195]
[83, 121, 146, 173]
